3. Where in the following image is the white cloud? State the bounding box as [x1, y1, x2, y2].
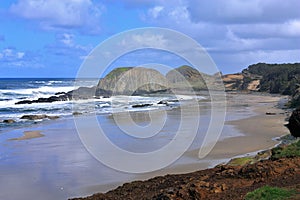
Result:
[120, 33, 168, 49]
[0, 48, 34, 67]
[148, 6, 164, 18]
[140, 0, 300, 72]
[17, 52, 25, 59]
[59, 33, 75, 47]
[45, 33, 92, 60]
[0, 48, 25, 60]
[187, 0, 300, 24]
[230, 20, 300, 39]
[286, 20, 300, 37]
[10, 0, 104, 34]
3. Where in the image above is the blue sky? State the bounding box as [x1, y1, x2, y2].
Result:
[0, 0, 299, 77]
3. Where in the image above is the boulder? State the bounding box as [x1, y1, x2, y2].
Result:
[3, 119, 16, 123]
[20, 115, 59, 120]
[72, 112, 82, 116]
[285, 108, 300, 137]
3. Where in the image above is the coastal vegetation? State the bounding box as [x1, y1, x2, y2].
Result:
[245, 186, 296, 200]
[244, 63, 300, 95]
[271, 140, 300, 159]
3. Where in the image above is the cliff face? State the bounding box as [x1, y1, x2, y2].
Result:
[97, 67, 170, 95]
[222, 73, 261, 91]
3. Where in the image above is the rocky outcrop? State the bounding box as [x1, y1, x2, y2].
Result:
[15, 86, 111, 105]
[20, 115, 59, 120]
[71, 156, 300, 200]
[289, 86, 300, 108]
[285, 108, 300, 137]
[97, 67, 170, 95]
[2, 119, 16, 123]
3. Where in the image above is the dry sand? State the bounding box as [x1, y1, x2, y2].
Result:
[194, 93, 289, 160]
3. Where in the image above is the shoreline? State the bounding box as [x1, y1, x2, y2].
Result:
[71, 94, 298, 200]
[72, 93, 291, 199]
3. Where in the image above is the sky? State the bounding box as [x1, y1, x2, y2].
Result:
[0, 0, 299, 78]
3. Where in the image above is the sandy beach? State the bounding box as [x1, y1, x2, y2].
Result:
[0, 93, 290, 200]
[142, 93, 289, 177]
[203, 93, 289, 160]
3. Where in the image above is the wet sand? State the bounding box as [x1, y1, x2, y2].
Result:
[9, 130, 44, 140]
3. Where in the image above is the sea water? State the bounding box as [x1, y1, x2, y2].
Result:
[0, 78, 204, 132]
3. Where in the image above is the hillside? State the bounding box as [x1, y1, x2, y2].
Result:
[166, 65, 207, 90]
[222, 63, 300, 107]
[243, 63, 300, 95]
[97, 67, 170, 95]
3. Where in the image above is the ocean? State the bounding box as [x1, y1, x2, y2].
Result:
[0, 78, 203, 132]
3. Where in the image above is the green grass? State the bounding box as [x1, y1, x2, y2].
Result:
[227, 157, 255, 166]
[271, 140, 300, 160]
[105, 67, 132, 78]
[245, 186, 296, 200]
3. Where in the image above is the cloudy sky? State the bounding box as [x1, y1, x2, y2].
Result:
[0, 0, 299, 77]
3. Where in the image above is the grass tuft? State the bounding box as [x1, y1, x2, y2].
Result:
[271, 140, 300, 160]
[245, 185, 296, 200]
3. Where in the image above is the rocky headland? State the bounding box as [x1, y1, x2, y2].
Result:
[15, 63, 300, 107]
[14, 65, 221, 104]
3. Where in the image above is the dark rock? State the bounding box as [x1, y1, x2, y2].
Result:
[55, 92, 66, 95]
[158, 100, 169, 105]
[132, 104, 153, 108]
[72, 112, 82, 116]
[20, 115, 59, 120]
[15, 100, 34, 104]
[3, 119, 16, 123]
[266, 112, 276, 115]
[47, 116, 60, 120]
[21, 115, 48, 120]
[285, 108, 300, 137]
[15, 86, 110, 104]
